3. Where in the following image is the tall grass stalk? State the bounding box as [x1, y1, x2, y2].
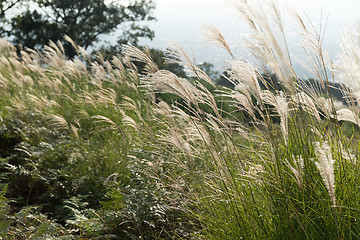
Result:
[1, 0, 360, 238]
[121, 0, 360, 239]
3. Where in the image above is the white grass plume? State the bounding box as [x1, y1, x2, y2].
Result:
[122, 115, 139, 131]
[153, 100, 171, 116]
[315, 97, 333, 118]
[158, 128, 192, 154]
[70, 124, 79, 139]
[291, 7, 335, 88]
[122, 45, 158, 74]
[64, 35, 90, 59]
[285, 155, 304, 192]
[261, 90, 289, 141]
[91, 88, 117, 106]
[142, 70, 204, 104]
[91, 61, 107, 80]
[202, 24, 234, 58]
[121, 96, 139, 112]
[314, 141, 336, 206]
[294, 92, 321, 121]
[0, 39, 17, 58]
[91, 114, 125, 137]
[65, 59, 88, 79]
[336, 22, 360, 102]
[0, 73, 9, 90]
[226, 60, 261, 99]
[223, 90, 256, 120]
[45, 40, 65, 58]
[234, 0, 296, 92]
[110, 56, 127, 84]
[335, 108, 360, 127]
[164, 44, 215, 87]
[47, 114, 69, 131]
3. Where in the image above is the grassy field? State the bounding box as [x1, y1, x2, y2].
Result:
[1, 1, 360, 239]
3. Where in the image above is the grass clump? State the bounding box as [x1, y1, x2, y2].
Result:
[0, 37, 186, 239]
[122, 1, 360, 239]
[1, 0, 360, 239]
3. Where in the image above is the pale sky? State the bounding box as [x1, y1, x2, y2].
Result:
[139, 0, 360, 76]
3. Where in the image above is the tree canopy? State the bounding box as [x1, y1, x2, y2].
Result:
[7, 0, 155, 57]
[0, 0, 22, 18]
[0, 0, 24, 36]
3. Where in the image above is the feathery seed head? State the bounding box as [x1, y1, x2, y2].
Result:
[227, 60, 261, 98]
[122, 45, 158, 74]
[335, 108, 360, 127]
[294, 92, 321, 121]
[336, 25, 360, 99]
[285, 155, 304, 191]
[122, 115, 139, 131]
[261, 90, 289, 141]
[154, 101, 171, 116]
[202, 24, 234, 58]
[47, 114, 69, 131]
[231, 91, 256, 119]
[314, 96, 333, 118]
[234, 0, 296, 93]
[142, 70, 204, 103]
[314, 141, 336, 206]
[164, 44, 215, 87]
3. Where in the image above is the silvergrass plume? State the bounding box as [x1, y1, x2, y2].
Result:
[202, 24, 235, 58]
[122, 44, 158, 74]
[234, 0, 296, 92]
[285, 155, 304, 192]
[314, 141, 336, 206]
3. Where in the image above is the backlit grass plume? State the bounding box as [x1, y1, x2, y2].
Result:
[2, 0, 360, 239]
[120, 0, 360, 239]
[314, 141, 336, 206]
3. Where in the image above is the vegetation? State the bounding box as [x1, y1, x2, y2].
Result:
[0, 0, 22, 18]
[1, 0, 360, 239]
[3, 0, 155, 57]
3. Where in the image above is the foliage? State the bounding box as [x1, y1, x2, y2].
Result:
[0, 0, 24, 37]
[0, 36, 192, 238]
[8, 0, 155, 57]
[0, 0, 22, 18]
[1, 0, 360, 239]
[198, 62, 220, 82]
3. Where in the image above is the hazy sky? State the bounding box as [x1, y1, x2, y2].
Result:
[139, 0, 360, 76]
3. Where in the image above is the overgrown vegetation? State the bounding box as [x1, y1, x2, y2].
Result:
[1, 0, 360, 239]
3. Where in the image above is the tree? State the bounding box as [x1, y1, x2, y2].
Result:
[8, 0, 155, 58]
[0, 0, 25, 18]
[0, 0, 24, 36]
[198, 62, 220, 82]
[148, 48, 187, 78]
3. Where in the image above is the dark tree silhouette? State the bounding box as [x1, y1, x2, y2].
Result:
[0, 0, 24, 36]
[0, 0, 22, 17]
[8, 0, 155, 58]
